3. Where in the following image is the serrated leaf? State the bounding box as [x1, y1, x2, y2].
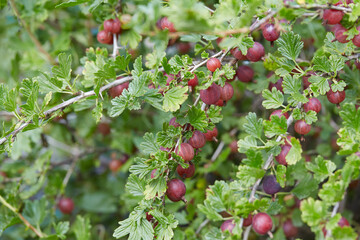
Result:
[236, 166, 265, 187]
[276, 32, 303, 60]
[262, 88, 284, 109]
[73, 215, 91, 240]
[52, 53, 72, 85]
[300, 198, 327, 227]
[243, 113, 263, 139]
[285, 138, 302, 165]
[306, 156, 336, 182]
[126, 174, 146, 196]
[188, 106, 208, 131]
[162, 86, 188, 112]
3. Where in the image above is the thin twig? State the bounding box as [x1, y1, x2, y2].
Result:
[195, 219, 210, 234]
[0, 195, 45, 238]
[9, 0, 56, 65]
[286, 3, 352, 12]
[210, 141, 225, 162]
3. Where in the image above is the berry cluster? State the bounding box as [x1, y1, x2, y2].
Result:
[221, 212, 273, 236]
[163, 118, 219, 203]
[97, 18, 122, 44]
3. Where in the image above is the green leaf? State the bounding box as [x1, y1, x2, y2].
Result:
[243, 113, 263, 139]
[207, 105, 223, 124]
[143, 177, 167, 200]
[332, 226, 358, 240]
[36, 73, 63, 93]
[72, 215, 91, 240]
[162, 86, 188, 112]
[262, 88, 284, 109]
[150, 211, 178, 240]
[115, 54, 131, 71]
[126, 174, 146, 197]
[300, 198, 327, 227]
[276, 165, 287, 188]
[52, 53, 72, 86]
[92, 100, 103, 123]
[132, 56, 143, 77]
[54, 221, 69, 240]
[306, 156, 336, 182]
[282, 74, 301, 95]
[22, 199, 47, 227]
[188, 106, 208, 131]
[285, 137, 302, 165]
[140, 133, 159, 155]
[292, 174, 317, 199]
[264, 115, 288, 138]
[113, 204, 154, 240]
[276, 32, 304, 60]
[236, 166, 265, 187]
[308, 75, 330, 95]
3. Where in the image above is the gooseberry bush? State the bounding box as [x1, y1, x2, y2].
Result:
[1, 0, 360, 239]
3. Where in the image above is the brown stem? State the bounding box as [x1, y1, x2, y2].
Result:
[0, 195, 45, 238]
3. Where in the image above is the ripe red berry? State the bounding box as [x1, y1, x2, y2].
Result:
[176, 162, 195, 178]
[243, 214, 253, 227]
[252, 213, 273, 235]
[177, 42, 191, 54]
[160, 17, 176, 32]
[327, 88, 346, 104]
[109, 159, 122, 173]
[108, 82, 130, 98]
[262, 175, 281, 195]
[215, 99, 225, 106]
[169, 117, 182, 128]
[246, 42, 265, 62]
[269, 78, 284, 93]
[97, 30, 112, 44]
[283, 219, 298, 238]
[269, 110, 289, 120]
[275, 145, 291, 166]
[175, 143, 194, 162]
[236, 65, 254, 83]
[323, 9, 344, 25]
[303, 98, 322, 113]
[146, 212, 153, 221]
[219, 83, 234, 101]
[204, 127, 218, 141]
[104, 19, 121, 34]
[302, 71, 315, 89]
[334, 25, 350, 43]
[352, 27, 360, 47]
[338, 216, 350, 227]
[229, 140, 238, 153]
[294, 120, 311, 135]
[220, 220, 235, 233]
[262, 23, 280, 42]
[0, 171, 7, 178]
[206, 58, 221, 72]
[98, 122, 111, 136]
[200, 83, 221, 105]
[189, 131, 206, 149]
[188, 74, 198, 87]
[58, 197, 74, 214]
[166, 179, 186, 202]
[230, 47, 247, 60]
